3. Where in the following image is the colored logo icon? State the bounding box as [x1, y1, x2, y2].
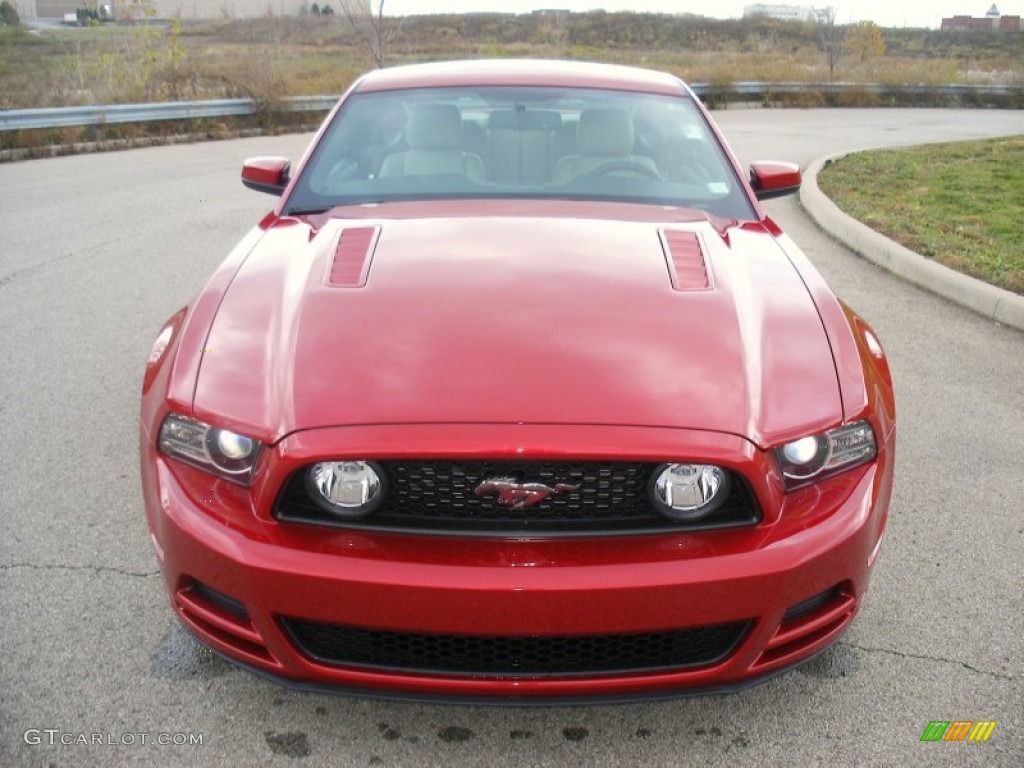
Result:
[920, 721, 997, 742]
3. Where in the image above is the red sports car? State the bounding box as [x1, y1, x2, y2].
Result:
[140, 60, 895, 702]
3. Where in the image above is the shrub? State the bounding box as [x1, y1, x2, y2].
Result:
[0, 0, 20, 27]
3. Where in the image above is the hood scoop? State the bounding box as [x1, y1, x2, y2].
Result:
[660, 229, 712, 292]
[329, 226, 380, 287]
[195, 215, 841, 445]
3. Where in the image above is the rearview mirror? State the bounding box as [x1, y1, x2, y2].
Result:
[241, 156, 291, 196]
[749, 162, 801, 200]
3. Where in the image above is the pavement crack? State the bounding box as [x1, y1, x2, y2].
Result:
[0, 253, 76, 290]
[0, 562, 159, 579]
[0, 238, 122, 289]
[841, 641, 1014, 681]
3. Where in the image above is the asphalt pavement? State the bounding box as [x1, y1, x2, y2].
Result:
[0, 108, 1022, 767]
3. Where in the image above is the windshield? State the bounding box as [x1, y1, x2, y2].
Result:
[286, 85, 755, 220]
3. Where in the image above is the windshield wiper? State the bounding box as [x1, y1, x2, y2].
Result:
[284, 206, 332, 216]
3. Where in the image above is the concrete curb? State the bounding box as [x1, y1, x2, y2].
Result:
[800, 151, 1024, 333]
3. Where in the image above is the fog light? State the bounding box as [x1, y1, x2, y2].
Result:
[650, 463, 730, 522]
[306, 461, 384, 519]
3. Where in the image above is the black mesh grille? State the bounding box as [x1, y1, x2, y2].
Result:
[386, 460, 650, 523]
[274, 460, 759, 536]
[280, 618, 750, 677]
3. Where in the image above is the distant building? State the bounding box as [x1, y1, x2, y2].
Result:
[31, 0, 341, 20]
[742, 4, 814, 23]
[34, 0, 81, 19]
[150, 0, 311, 18]
[11, 0, 35, 19]
[941, 4, 1023, 31]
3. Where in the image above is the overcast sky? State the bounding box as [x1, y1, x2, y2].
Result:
[381, 2, 1023, 31]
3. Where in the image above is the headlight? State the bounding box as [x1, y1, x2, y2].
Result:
[158, 414, 262, 485]
[305, 461, 385, 519]
[775, 420, 877, 490]
[649, 463, 731, 522]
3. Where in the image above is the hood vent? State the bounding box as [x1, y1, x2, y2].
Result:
[329, 226, 380, 287]
[660, 229, 712, 292]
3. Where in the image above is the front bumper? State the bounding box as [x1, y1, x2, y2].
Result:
[141, 424, 891, 702]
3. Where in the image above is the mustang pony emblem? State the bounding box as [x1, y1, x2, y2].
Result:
[473, 477, 581, 509]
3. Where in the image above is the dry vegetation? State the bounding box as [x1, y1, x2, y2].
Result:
[2, 13, 1021, 111]
[0, 13, 1020, 152]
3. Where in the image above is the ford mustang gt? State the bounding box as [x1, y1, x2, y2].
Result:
[140, 59, 895, 702]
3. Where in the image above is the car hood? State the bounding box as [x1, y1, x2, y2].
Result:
[194, 212, 841, 447]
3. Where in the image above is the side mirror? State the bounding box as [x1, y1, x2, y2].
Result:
[241, 156, 291, 196]
[749, 162, 801, 200]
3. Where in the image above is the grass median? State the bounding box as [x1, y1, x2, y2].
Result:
[816, 136, 1024, 295]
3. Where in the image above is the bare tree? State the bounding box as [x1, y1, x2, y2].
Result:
[339, 0, 401, 69]
[813, 7, 846, 81]
[539, 11, 571, 58]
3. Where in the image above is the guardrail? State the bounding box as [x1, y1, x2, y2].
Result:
[1, 84, 1020, 132]
[0, 95, 339, 131]
[705, 82, 1023, 98]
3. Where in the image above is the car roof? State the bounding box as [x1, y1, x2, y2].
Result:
[355, 59, 687, 96]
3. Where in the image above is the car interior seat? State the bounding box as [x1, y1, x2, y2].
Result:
[552, 108, 659, 183]
[487, 110, 563, 184]
[378, 104, 486, 181]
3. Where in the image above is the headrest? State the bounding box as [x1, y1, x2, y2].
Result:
[488, 110, 563, 132]
[576, 109, 634, 156]
[406, 104, 463, 151]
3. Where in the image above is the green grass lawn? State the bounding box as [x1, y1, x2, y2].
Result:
[817, 136, 1024, 294]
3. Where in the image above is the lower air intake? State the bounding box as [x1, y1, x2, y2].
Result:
[280, 618, 750, 677]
